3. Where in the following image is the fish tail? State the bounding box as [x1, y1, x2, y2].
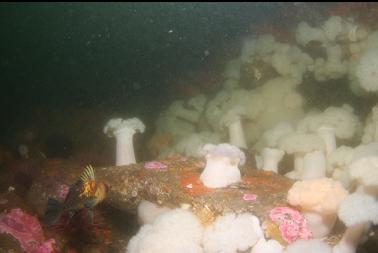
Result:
[43, 198, 64, 225]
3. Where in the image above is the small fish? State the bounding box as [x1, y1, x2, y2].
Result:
[44, 165, 108, 225]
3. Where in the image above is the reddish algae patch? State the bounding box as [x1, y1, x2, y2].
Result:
[180, 173, 214, 196]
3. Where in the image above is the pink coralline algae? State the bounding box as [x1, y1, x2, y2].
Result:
[243, 193, 257, 201]
[269, 206, 313, 244]
[56, 183, 70, 199]
[32, 239, 57, 253]
[0, 208, 57, 253]
[144, 161, 168, 170]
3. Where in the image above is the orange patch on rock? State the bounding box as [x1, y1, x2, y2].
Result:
[180, 173, 214, 196]
[138, 170, 146, 178]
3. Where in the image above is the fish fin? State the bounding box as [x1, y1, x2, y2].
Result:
[79, 165, 95, 183]
[83, 196, 99, 209]
[43, 198, 63, 225]
[87, 209, 94, 225]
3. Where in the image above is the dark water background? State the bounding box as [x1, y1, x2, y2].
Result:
[1, 3, 346, 155]
[0, 3, 271, 143]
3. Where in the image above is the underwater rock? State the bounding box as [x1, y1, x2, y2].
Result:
[27, 160, 81, 216]
[94, 156, 350, 246]
[94, 156, 293, 225]
[0, 191, 32, 214]
[4, 158, 42, 197]
[0, 233, 24, 252]
[29, 155, 348, 246]
[0, 168, 17, 193]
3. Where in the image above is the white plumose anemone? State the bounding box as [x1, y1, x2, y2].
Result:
[200, 143, 245, 188]
[333, 193, 378, 253]
[356, 49, 378, 92]
[127, 209, 204, 253]
[203, 213, 263, 253]
[104, 117, 145, 166]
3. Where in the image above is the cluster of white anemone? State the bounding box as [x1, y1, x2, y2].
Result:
[116, 12, 378, 253]
[129, 190, 378, 253]
[152, 12, 378, 160]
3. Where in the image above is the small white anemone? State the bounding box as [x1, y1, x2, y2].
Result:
[203, 213, 263, 253]
[200, 143, 245, 188]
[127, 208, 204, 253]
[356, 48, 378, 92]
[104, 117, 145, 166]
[349, 142, 378, 195]
[251, 238, 284, 253]
[220, 106, 248, 149]
[278, 132, 326, 180]
[285, 239, 331, 253]
[255, 122, 294, 173]
[333, 193, 378, 253]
